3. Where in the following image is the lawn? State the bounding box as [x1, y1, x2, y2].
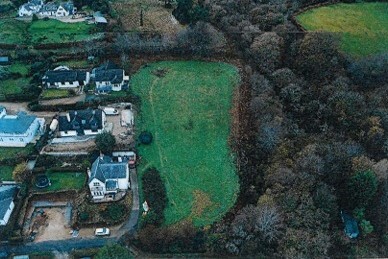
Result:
[34, 171, 86, 192]
[41, 89, 72, 99]
[296, 2, 388, 57]
[0, 166, 14, 181]
[0, 19, 28, 44]
[0, 18, 98, 45]
[29, 19, 96, 44]
[0, 144, 35, 162]
[132, 61, 240, 226]
[0, 77, 30, 97]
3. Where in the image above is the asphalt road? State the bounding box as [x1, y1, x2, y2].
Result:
[0, 168, 140, 256]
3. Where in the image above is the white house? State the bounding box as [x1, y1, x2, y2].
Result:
[0, 185, 17, 226]
[0, 107, 45, 147]
[88, 154, 130, 200]
[18, 0, 44, 17]
[42, 67, 90, 89]
[19, 0, 76, 17]
[91, 63, 129, 93]
[58, 109, 105, 137]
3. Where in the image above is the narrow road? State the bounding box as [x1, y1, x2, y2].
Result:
[0, 168, 140, 256]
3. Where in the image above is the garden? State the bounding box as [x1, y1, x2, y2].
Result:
[296, 2, 388, 57]
[32, 170, 86, 192]
[0, 166, 14, 181]
[132, 61, 240, 226]
[0, 18, 98, 45]
[0, 144, 35, 162]
[40, 89, 75, 100]
[0, 63, 32, 98]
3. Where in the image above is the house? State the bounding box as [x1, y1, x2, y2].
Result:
[42, 66, 89, 88]
[58, 109, 105, 137]
[18, 0, 76, 17]
[87, 154, 130, 200]
[0, 185, 18, 226]
[341, 211, 359, 239]
[0, 56, 10, 65]
[39, 1, 76, 17]
[0, 107, 45, 147]
[92, 63, 129, 93]
[18, 0, 44, 17]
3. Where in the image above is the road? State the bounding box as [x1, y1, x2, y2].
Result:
[0, 168, 140, 256]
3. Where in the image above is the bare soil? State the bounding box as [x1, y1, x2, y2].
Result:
[34, 207, 71, 242]
[112, 0, 183, 35]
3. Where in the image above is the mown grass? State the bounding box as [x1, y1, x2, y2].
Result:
[296, 2, 388, 57]
[29, 19, 94, 44]
[132, 61, 240, 226]
[0, 166, 14, 181]
[41, 89, 72, 99]
[33, 171, 86, 192]
[0, 144, 35, 162]
[0, 18, 97, 45]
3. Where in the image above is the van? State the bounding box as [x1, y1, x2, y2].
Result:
[103, 107, 119, 116]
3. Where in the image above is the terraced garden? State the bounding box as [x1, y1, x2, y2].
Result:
[296, 2, 388, 57]
[132, 61, 240, 226]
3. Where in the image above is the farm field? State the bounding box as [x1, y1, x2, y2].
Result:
[33, 171, 86, 192]
[0, 18, 97, 45]
[111, 0, 183, 34]
[296, 2, 388, 57]
[132, 61, 240, 226]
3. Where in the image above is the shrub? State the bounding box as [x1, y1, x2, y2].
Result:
[139, 131, 153, 145]
[141, 168, 168, 226]
[102, 203, 126, 222]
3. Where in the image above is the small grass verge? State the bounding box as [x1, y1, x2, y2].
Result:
[41, 89, 73, 100]
[0, 166, 14, 181]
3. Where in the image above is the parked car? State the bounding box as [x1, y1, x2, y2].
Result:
[95, 227, 110, 236]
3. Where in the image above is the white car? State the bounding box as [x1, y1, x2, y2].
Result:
[95, 227, 110, 236]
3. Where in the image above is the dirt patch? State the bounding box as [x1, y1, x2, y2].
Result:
[34, 207, 71, 242]
[112, 0, 183, 35]
[43, 139, 96, 153]
[191, 190, 213, 218]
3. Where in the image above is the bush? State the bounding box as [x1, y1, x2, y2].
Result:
[141, 168, 168, 226]
[139, 131, 153, 145]
[102, 203, 126, 222]
[95, 132, 116, 154]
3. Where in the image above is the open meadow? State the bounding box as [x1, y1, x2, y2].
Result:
[296, 2, 388, 57]
[132, 61, 240, 226]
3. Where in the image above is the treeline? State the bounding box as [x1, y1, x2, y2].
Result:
[199, 0, 388, 257]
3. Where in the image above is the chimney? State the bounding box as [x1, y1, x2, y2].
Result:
[99, 151, 104, 160]
[87, 167, 91, 177]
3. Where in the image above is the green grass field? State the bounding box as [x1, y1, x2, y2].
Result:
[296, 2, 388, 57]
[0, 144, 35, 162]
[132, 61, 240, 226]
[0, 166, 14, 181]
[33, 171, 86, 192]
[0, 77, 30, 96]
[0, 18, 97, 45]
[41, 89, 72, 99]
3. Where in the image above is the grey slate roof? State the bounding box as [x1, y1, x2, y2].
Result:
[43, 70, 87, 84]
[89, 155, 127, 184]
[58, 109, 103, 135]
[95, 69, 124, 84]
[341, 211, 359, 239]
[0, 185, 17, 222]
[0, 112, 37, 135]
[41, 2, 58, 12]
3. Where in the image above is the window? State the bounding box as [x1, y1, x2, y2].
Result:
[20, 138, 23, 142]
[94, 182, 99, 186]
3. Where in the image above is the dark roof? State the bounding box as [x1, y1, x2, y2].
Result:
[58, 109, 103, 135]
[43, 70, 87, 84]
[0, 112, 37, 135]
[61, 2, 75, 13]
[341, 211, 359, 239]
[95, 69, 123, 84]
[106, 180, 118, 191]
[89, 155, 128, 184]
[95, 61, 119, 71]
[0, 185, 17, 221]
